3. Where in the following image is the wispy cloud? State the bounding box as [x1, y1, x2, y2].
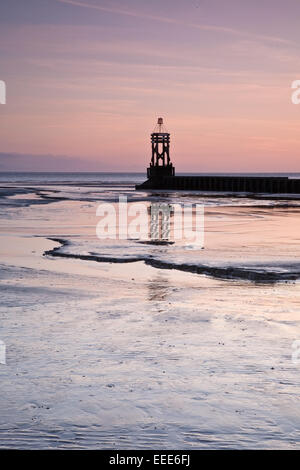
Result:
[57, 0, 292, 45]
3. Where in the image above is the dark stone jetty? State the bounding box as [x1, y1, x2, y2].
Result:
[136, 174, 300, 193]
[135, 118, 300, 194]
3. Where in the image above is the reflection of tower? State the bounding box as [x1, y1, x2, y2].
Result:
[147, 117, 175, 179]
[147, 273, 169, 301]
[149, 203, 174, 243]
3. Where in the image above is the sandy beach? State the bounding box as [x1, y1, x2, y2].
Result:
[0, 175, 300, 448]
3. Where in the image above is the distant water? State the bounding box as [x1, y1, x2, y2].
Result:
[0, 172, 146, 185]
[0, 171, 299, 185]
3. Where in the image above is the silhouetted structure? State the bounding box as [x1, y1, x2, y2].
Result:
[147, 117, 175, 179]
[136, 118, 300, 194]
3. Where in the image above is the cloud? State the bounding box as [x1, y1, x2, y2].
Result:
[57, 0, 292, 45]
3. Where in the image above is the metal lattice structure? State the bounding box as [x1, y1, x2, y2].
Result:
[147, 118, 175, 179]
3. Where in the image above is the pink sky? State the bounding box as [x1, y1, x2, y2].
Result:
[1, 0, 300, 172]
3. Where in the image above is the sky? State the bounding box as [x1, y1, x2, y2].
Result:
[0, 0, 300, 172]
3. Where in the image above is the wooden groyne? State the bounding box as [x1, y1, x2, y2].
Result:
[136, 175, 300, 194]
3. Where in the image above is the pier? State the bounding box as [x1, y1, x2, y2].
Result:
[136, 118, 300, 194]
[136, 174, 300, 193]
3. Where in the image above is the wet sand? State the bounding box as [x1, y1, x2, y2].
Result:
[0, 185, 300, 448]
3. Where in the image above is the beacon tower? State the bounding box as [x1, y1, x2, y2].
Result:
[147, 117, 175, 179]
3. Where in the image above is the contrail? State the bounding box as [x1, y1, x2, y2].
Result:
[56, 0, 292, 45]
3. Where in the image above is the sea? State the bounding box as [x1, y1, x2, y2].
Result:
[0, 171, 299, 185]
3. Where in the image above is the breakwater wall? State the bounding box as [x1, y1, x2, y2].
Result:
[136, 175, 300, 193]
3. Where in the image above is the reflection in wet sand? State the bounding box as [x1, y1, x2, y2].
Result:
[147, 273, 170, 302]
